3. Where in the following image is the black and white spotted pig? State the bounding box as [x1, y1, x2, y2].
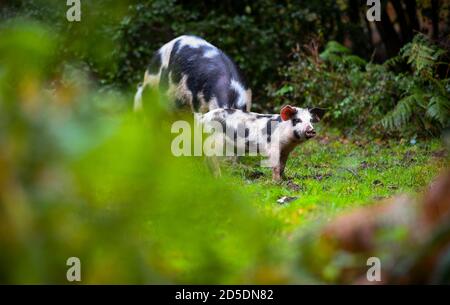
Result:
[201, 105, 326, 181]
[134, 35, 252, 113]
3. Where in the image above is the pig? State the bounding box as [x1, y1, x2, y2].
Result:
[134, 35, 252, 113]
[200, 105, 326, 181]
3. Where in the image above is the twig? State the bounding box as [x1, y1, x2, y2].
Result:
[346, 168, 361, 180]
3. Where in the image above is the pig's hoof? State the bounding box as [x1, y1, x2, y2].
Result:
[212, 168, 222, 178]
[272, 176, 282, 182]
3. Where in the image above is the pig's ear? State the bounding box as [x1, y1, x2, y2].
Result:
[309, 108, 326, 123]
[280, 105, 297, 121]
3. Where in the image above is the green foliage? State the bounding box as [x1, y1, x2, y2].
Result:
[114, 0, 350, 97]
[269, 41, 396, 133]
[0, 19, 285, 284]
[401, 34, 446, 78]
[1, 0, 362, 100]
[319, 41, 351, 62]
[274, 35, 449, 138]
[382, 93, 418, 130]
[382, 34, 450, 135]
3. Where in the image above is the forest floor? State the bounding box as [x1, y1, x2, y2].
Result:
[223, 128, 448, 234]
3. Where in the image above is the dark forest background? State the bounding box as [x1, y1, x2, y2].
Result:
[1, 0, 449, 137]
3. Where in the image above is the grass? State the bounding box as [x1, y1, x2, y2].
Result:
[222, 128, 447, 235]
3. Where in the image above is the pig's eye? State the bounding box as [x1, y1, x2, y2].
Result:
[292, 118, 302, 125]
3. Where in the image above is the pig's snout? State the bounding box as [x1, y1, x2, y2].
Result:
[305, 126, 316, 139]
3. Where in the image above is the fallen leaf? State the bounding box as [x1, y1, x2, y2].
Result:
[277, 196, 298, 204]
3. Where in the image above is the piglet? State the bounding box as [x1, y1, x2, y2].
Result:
[200, 105, 326, 181]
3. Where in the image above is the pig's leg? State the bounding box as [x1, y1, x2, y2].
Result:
[272, 152, 289, 181]
[204, 133, 224, 178]
[268, 148, 282, 181]
[271, 154, 283, 181]
[279, 152, 290, 179]
[205, 156, 222, 178]
[134, 70, 160, 111]
[272, 165, 282, 181]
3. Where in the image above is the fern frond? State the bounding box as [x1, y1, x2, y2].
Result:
[382, 94, 423, 130]
[343, 55, 367, 67]
[384, 55, 403, 68]
[319, 41, 350, 63]
[426, 96, 450, 125]
[400, 34, 445, 77]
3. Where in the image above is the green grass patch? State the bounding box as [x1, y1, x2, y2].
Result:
[222, 129, 447, 234]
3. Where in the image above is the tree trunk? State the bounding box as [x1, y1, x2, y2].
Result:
[390, 0, 413, 42]
[335, 6, 345, 43]
[347, 0, 373, 58]
[348, 0, 360, 24]
[375, 1, 402, 58]
[431, 0, 440, 39]
[364, 14, 375, 51]
[404, 0, 420, 33]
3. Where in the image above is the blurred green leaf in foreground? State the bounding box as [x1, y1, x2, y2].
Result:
[0, 19, 285, 284]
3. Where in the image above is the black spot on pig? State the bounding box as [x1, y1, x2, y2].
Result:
[235, 123, 249, 139]
[261, 117, 282, 143]
[147, 53, 162, 75]
[166, 36, 249, 112]
[256, 114, 274, 119]
[309, 108, 326, 123]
